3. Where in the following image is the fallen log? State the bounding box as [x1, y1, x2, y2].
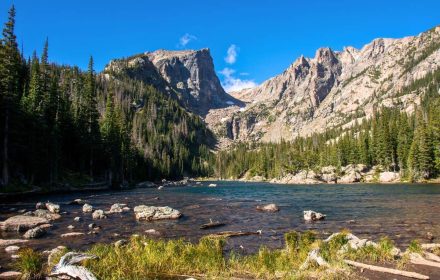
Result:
[422, 243, 440, 250]
[410, 253, 440, 268]
[200, 219, 226, 230]
[50, 252, 98, 280]
[207, 231, 261, 238]
[424, 252, 440, 263]
[344, 259, 429, 280]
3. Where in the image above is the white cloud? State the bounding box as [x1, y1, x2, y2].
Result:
[219, 67, 257, 92]
[178, 33, 197, 47]
[225, 44, 238, 64]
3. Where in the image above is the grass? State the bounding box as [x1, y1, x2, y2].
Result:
[14, 232, 428, 280]
[14, 248, 45, 280]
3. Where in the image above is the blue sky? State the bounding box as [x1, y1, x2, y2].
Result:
[1, 0, 440, 91]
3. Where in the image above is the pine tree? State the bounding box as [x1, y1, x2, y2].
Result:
[0, 5, 21, 186]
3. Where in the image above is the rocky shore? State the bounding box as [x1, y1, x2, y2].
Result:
[237, 164, 407, 184]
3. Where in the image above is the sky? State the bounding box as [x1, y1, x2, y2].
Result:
[1, 0, 440, 92]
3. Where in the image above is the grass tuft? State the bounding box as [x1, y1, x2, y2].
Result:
[14, 248, 45, 280]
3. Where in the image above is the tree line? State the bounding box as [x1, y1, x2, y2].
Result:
[0, 6, 212, 190]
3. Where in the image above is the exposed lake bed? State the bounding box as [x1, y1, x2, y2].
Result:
[1, 181, 440, 278]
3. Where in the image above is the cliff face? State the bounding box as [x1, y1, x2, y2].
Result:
[207, 26, 440, 145]
[104, 48, 242, 116]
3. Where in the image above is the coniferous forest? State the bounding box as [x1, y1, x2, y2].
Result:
[1, 6, 440, 191]
[0, 6, 213, 190]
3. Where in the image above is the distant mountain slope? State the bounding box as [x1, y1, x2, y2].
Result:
[207, 26, 440, 145]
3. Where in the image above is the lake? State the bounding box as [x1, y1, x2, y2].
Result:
[1, 181, 440, 268]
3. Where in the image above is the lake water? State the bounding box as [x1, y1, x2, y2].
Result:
[1, 181, 440, 268]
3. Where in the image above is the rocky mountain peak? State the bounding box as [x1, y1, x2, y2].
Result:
[104, 48, 241, 116]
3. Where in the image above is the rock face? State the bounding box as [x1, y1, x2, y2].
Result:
[0, 215, 48, 232]
[105, 49, 242, 116]
[133, 206, 182, 221]
[207, 26, 440, 144]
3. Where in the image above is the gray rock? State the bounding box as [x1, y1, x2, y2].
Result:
[61, 232, 85, 238]
[109, 203, 127, 213]
[303, 210, 326, 221]
[67, 225, 75, 230]
[33, 209, 61, 221]
[23, 226, 46, 239]
[0, 271, 22, 279]
[92, 210, 106, 220]
[144, 229, 161, 236]
[114, 239, 128, 248]
[133, 205, 182, 221]
[0, 239, 29, 247]
[45, 202, 60, 214]
[74, 217, 81, 222]
[82, 204, 93, 213]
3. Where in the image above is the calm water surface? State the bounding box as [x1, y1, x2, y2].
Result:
[1, 182, 440, 267]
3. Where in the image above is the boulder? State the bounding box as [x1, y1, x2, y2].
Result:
[133, 205, 182, 221]
[304, 210, 326, 221]
[1, 215, 48, 232]
[4, 246, 20, 253]
[379, 171, 400, 183]
[23, 226, 46, 239]
[74, 217, 81, 222]
[256, 203, 279, 212]
[92, 210, 106, 220]
[45, 202, 60, 214]
[320, 166, 337, 183]
[82, 204, 93, 213]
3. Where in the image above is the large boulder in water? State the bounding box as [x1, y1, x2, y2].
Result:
[133, 206, 182, 221]
[82, 204, 93, 213]
[0, 215, 48, 232]
[92, 210, 106, 220]
[304, 210, 326, 221]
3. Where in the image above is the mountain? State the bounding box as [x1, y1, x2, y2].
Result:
[104, 48, 242, 116]
[206, 26, 440, 145]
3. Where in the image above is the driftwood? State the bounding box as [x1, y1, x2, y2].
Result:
[50, 252, 98, 280]
[207, 231, 261, 238]
[410, 253, 440, 268]
[300, 249, 329, 270]
[344, 259, 429, 280]
[424, 252, 440, 263]
[200, 219, 226, 230]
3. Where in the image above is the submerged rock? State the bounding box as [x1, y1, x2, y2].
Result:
[256, 203, 280, 212]
[303, 210, 326, 221]
[133, 205, 182, 221]
[0, 271, 22, 279]
[0, 215, 48, 232]
[74, 217, 81, 222]
[0, 239, 29, 247]
[144, 229, 161, 236]
[23, 226, 46, 239]
[61, 232, 85, 238]
[69, 199, 86, 205]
